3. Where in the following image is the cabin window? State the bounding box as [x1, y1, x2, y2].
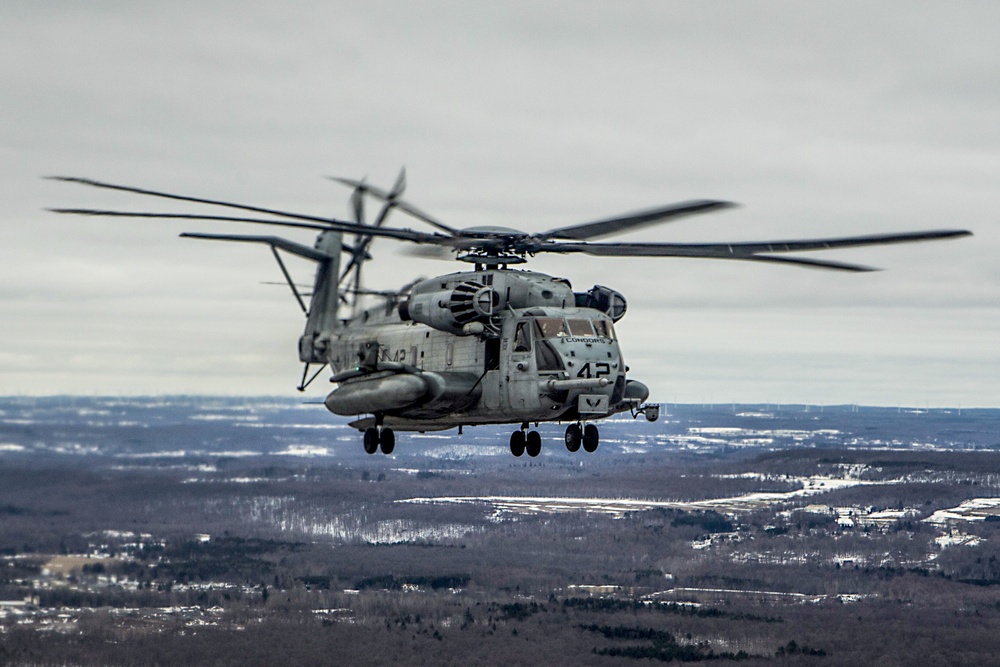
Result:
[566, 319, 595, 337]
[535, 317, 569, 338]
[513, 321, 532, 352]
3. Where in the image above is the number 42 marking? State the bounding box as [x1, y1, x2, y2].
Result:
[576, 362, 610, 379]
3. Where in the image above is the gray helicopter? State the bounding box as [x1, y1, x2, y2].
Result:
[51, 172, 970, 457]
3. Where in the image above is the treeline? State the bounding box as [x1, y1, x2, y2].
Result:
[355, 574, 471, 591]
[562, 597, 783, 623]
[580, 623, 760, 662]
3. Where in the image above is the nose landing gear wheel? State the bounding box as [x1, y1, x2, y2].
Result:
[510, 430, 526, 457]
[363, 427, 379, 454]
[525, 430, 542, 457]
[582, 424, 600, 453]
[565, 423, 582, 452]
[379, 428, 395, 454]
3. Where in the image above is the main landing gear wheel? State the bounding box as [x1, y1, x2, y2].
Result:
[565, 423, 582, 452]
[510, 430, 526, 457]
[363, 426, 395, 455]
[379, 428, 395, 454]
[525, 430, 542, 458]
[363, 427, 379, 454]
[582, 424, 600, 453]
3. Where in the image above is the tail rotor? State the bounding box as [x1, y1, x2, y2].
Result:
[337, 167, 408, 317]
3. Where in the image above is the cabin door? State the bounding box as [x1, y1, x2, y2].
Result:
[502, 318, 540, 413]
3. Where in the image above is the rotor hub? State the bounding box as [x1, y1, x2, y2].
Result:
[457, 252, 526, 266]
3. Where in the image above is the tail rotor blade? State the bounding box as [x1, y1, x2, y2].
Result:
[327, 174, 457, 234]
[351, 178, 366, 226]
[389, 166, 406, 198]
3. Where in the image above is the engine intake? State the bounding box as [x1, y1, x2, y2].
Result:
[575, 285, 627, 321]
[400, 280, 499, 335]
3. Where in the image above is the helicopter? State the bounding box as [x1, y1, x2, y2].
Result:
[51, 171, 971, 457]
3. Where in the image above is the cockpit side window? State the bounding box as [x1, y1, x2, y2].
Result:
[593, 319, 614, 339]
[513, 321, 532, 352]
[535, 317, 569, 338]
[566, 319, 596, 337]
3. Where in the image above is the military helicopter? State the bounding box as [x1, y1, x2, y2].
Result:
[51, 172, 971, 457]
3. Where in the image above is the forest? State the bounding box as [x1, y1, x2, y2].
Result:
[3, 397, 1000, 665]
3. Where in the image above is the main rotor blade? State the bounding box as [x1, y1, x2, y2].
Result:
[739, 255, 877, 272]
[50, 208, 332, 231]
[540, 200, 737, 241]
[49, 176, 357, 229]
[49, 208, 449, 245]
[685, 228, 972, 253]
[401, 244, 455, 260]
[537, 242, 875, 271]
[538, 229, 971, 256]
[179, 232, 337, 262]
[327, 175, 457, 234]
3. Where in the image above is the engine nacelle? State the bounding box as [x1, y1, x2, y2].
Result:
[574, 285, 627, 322]
[399, 280, 499, 335]
[399, 270, 578, 335]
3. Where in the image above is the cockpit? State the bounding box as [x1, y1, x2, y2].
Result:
[534, 317, 614, 339]
[513, 315, 616, 354]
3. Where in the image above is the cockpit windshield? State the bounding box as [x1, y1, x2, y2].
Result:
[593, 319, 614, 339]
[535, 317, 569, 338]
[534, 317, 616, 340]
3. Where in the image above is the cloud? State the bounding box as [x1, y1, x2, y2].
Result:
[1, 2, 997, 404]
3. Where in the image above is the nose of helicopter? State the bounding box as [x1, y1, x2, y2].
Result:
[556, 337, 622, 380]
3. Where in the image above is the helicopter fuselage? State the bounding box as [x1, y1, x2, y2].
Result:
[313, 268, 649, 432]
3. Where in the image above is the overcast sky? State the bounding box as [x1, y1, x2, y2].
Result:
[2, 2, 997, 407]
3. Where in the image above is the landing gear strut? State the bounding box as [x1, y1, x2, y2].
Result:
[362, 420, 395, 455]
[510, 423, 541, 458]
[565, 422, 599, 453]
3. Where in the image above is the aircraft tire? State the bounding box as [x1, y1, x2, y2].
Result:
[526, 430, 542, 457]
[565, 423, 582, 452]
[582, 424, 599, 453]
[509, 430, 526, 457]
[363, 427, 379, 454]
[379, 428, 395, 454]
